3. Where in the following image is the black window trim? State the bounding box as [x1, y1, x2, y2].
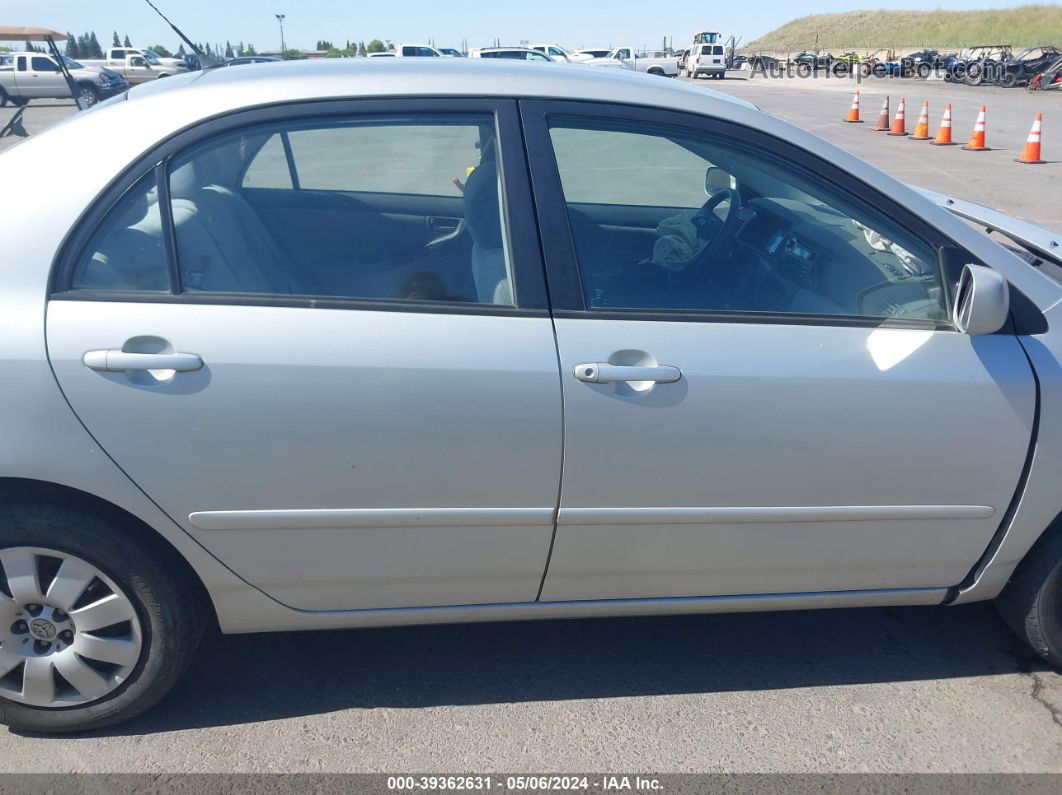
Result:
[518, 98, 969, 331]
[50, 97, 551, 317]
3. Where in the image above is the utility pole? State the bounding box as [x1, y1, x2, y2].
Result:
[275, 13, 286, 56]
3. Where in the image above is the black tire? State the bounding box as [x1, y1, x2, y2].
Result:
[996, 527, 1062, 669]
[647, 67, 665, 77]
[1000, 72, 1019, 89]
[76, 84, 99, 107]
[796, 63, 812, 77]
[0, 500, 206, 733]
[0, 87, 8, 108]
[918, 63, 932, 79]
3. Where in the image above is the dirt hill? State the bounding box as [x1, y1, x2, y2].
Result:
[747, 5, 1062, 50]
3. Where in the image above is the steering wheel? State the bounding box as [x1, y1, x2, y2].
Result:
[687, 186, 742, 272]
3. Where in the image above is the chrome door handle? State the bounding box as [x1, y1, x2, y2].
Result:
[83, 350, 203, 373]
[574, 363, 682, 384]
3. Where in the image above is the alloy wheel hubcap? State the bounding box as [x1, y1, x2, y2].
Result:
[0, 547, 142, 708]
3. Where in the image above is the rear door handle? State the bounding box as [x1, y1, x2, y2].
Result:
[83, 350, 203, 373]
[574, 363, 682, 384]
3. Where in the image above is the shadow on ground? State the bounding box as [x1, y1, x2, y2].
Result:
[41, 602, 1053, 736]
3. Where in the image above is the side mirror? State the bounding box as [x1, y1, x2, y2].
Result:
[953, 264, 1009, 335]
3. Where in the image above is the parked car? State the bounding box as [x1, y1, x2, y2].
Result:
[677, 49, 690, 71]
[996, 46, 1061, 88]
[224, 56, 282, 67]
[904, 49, 944, 78]
[685, 42, 727, 78]
[530, 44, 585, 62]
[0, 52, 128, 107]
[943, 45, 1013, 84]
[469, 47, 554, 61]
[395, 44, 444, 58]
[4, 58, 1062, 734]
[1028, 53, 1062, 90]
[586, 47, 678, 76]
[732, 54, 781, 72]
[81, 46, 186, 84]
[438, 48, 465, 58]
[792, 50, 832, 74]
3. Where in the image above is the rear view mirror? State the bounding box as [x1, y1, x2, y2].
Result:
[953, 264, 1009, 335]
[704, 166, 734, 195]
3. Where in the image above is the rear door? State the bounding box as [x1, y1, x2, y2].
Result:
[522, 101, 1036, 602]
[47, 99, 563, 612]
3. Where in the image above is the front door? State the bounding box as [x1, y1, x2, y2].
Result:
[522, 103, 1036, 601]
[47, 100, 562, 611]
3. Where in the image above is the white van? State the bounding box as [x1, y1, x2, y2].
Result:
[687, 43, 726, 79]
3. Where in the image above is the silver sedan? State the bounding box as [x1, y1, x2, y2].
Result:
[1, 58, 1061, 733]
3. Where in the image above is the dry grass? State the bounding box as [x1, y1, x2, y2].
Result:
[748, 5, 1062, 50]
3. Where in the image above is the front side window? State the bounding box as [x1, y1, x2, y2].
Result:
[31, 57, 57, 72]
[71, 113, 515, 308]
[547, 117, 946, 322]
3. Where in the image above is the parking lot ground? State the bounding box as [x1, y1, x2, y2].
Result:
[0, 604, 1061, 772]
[689, 71, 1062, 231]
[2, 77, 1062, 775]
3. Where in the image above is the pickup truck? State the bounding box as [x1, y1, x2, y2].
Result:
[585, 47, 679, 77]
[81, 47, 187, 84]
[0, 52, 128, 107]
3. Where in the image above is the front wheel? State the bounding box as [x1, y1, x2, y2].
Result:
[999, 72, 1020, 88]
[997, 528, 1062, 669]
[76, 84, 99, 107]
[0, 502, 206, 732]
[918, 63, 932, 79]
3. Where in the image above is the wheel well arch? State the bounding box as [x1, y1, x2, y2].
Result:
[0, 477, 217, 630]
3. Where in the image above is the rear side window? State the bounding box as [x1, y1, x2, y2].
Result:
[69, 114, 516, 308]
[70, 173, 169, 292]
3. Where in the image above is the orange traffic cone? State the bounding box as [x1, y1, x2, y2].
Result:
[844, 90, 863, 123]
[910, 100, 930, 140]
[1016, 113, 1045, 164]
[872, 96, 891, 131]
[887, 97, 908, 136]
[963, 105, 989, 151]
[931, 103, 956, 145]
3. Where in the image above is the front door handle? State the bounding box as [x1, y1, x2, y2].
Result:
[574, 363, 682, 384]
[83, 350, 203, 373]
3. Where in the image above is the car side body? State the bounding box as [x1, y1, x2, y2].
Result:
[2, 59, 1062, 730]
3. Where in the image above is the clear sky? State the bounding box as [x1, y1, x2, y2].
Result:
[3, 0, 1051, 52]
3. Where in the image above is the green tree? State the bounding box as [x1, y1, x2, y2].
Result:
[282, 48, 304, 60]
[112, 31, 121, 47]
[240, 43, 257, 56]
[358, 41, 367, 56]
[89, 32, 104, 58]
[316, 40, 333, 51]
[177, 43, 186, 57]
[225, 41, 234, 58]
[65, 32, 79, 59]
[123, 34, 132, 48]
[366, 38, 386, 53]
[151, 44, 173, 58]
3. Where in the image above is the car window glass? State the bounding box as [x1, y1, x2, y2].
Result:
[31, 57, 56, 71]
[713, 46, 724, 55]
[165, 114, 514, 305]
[71, 173, 170, 292]
[547, 118, 946, 322]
